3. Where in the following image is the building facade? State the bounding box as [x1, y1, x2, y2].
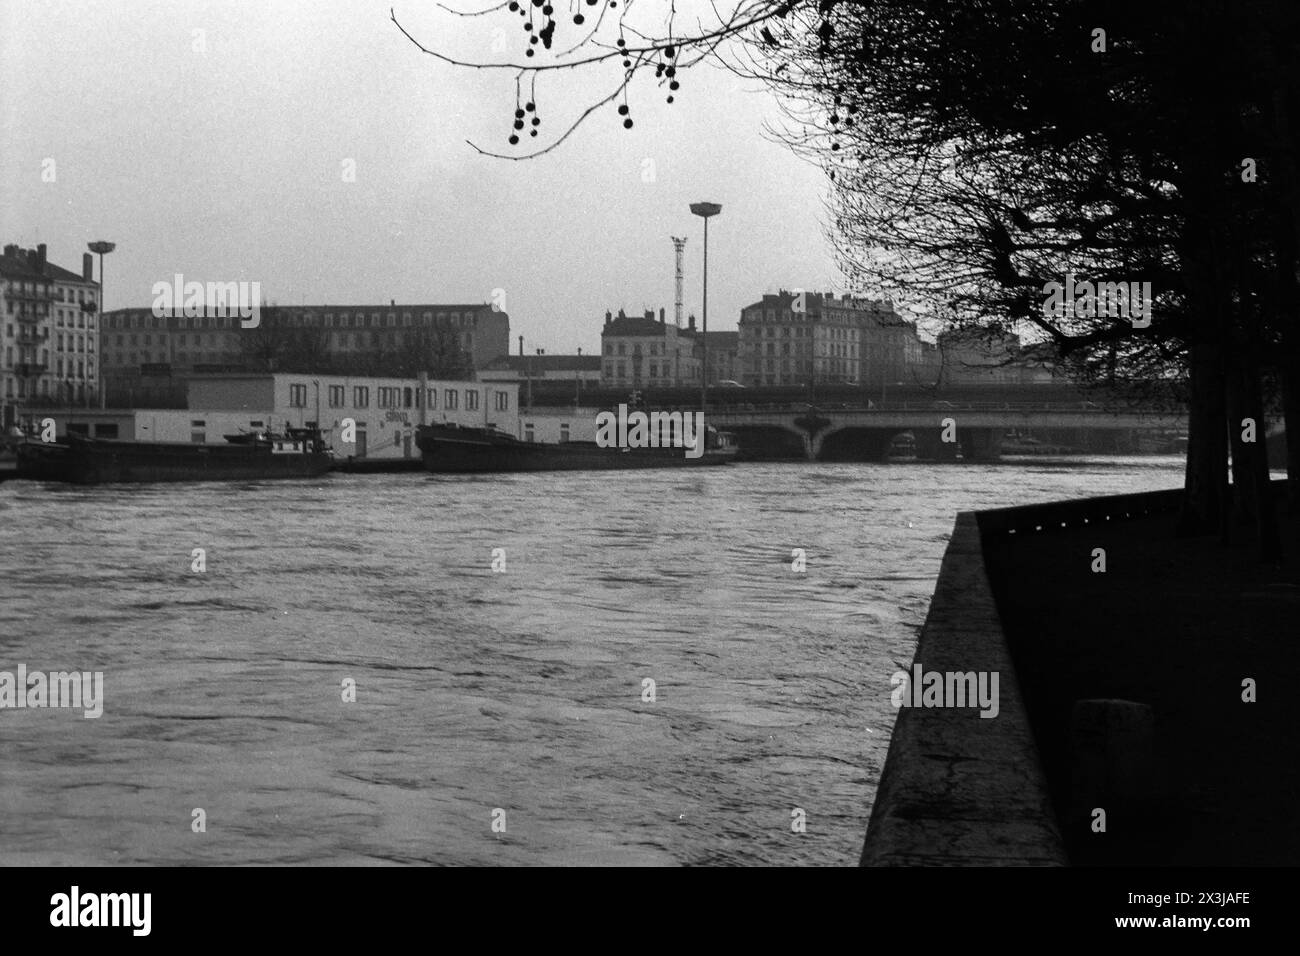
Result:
[1, 244, 100, 423]
[99, 301, 509, 381]
[600, 308, 701, 388]
[42, 373, 520, 461]
[935, 329, 1060, 386]
[739, 290, 943, 389]
[703, 331, 740, 385]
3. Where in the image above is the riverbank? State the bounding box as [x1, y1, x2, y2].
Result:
[864, 486, 1300, 865]
[982, 498, 1299, 865]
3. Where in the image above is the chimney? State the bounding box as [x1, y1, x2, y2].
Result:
[645, 308, 653, 321]
[605, 310, 612, 325]
[35, 244, 47, 272]
[659, 307, 665, 323]
[83, 252, 94, 281]
[390, 299, 395, 306]
[688, 315, 697, 332]
[518, 335, 524, 356]
[3, 244, 17, 259]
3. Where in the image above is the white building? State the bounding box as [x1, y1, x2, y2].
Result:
[43, 372, 521, 463]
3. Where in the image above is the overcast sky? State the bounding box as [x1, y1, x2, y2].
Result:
[1, 0, 842, 355]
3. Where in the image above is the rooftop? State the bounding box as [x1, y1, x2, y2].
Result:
[1, 244, 97, 286]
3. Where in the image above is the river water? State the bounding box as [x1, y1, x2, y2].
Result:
[0, 457, 1185, 866]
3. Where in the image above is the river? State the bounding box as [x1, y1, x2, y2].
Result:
[0, 456, 1185, 865]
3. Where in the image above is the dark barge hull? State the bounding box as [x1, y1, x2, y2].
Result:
[16, 438, 333, 484]
[416, 424, 733, 472]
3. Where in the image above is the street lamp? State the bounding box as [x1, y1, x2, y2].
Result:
[87, 240, 114, 409]
[689, 202, 721, 412]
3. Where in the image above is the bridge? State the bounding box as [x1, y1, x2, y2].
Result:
[706, 401, 1188, 461]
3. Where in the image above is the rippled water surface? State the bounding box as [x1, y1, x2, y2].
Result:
[0, 457, 1184, 865]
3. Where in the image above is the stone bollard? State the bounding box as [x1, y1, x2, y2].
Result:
[1069, 698, 1159, 846]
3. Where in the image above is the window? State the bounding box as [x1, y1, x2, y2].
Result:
[427, 389, 437, 409]
[466, 390, 479, 411]
[617, 343, 626, 355]
[617, 362, 626, 378]
[403, 387, 413, 408]
[559, 424, 570, 443]
[605, 343, 612, 355]
[493, 391, 509, 411]
[329, 385, 345, 408]
[524, 424, 535, 443]
[387, 313, 397, 327]
[290, 383, 308, 407]
[353, 386, 369, 408]
[444, 389, 458, 410]
[378, 387, 397, 408]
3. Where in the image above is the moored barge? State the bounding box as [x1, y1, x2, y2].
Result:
[416, 422, 736, 472]
[15, 427, 333, 484]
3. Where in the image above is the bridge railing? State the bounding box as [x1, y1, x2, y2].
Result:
[706, 401, 1185, 414]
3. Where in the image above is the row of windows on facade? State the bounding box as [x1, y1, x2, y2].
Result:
[740, 342, 857, 357]
[107, 310, 484, 330]
[102, 330, 472, 353]
[1, 346, 94, 372]
[286, 384, 510, 412]
[603, 341, 694, 357]
[739, 324, 860, 340]
[0, 377, 95, 399]
[3, 280, 95, 303]
[5, 301, 97, 326]
[742, 307, 881, 324]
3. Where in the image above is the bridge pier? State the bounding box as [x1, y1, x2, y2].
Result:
[816, 428, 897, 461]
[913, 428, 959, 461]
[960, 428, 1003, 461]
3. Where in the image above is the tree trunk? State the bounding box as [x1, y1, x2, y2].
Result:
[1180, 341, 1229, 538]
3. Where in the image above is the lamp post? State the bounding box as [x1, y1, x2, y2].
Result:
[87, 240, 114, 409]
[689, 202, 721, 412]
[575, 346, 582, 407]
